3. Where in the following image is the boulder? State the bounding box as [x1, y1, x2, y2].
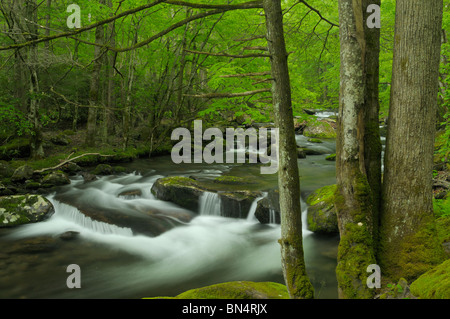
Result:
[42, 171, 71, 186]
[0, 195, 54, 227]
[306, 184, 339, 234]
[303, 119, 337, 139]
[92, 164, 113, 175]
[218, 191, 261, 219]
[11, 165, 35, 183]
[254, 190, 281, 224]
[151, 177, 204, 212]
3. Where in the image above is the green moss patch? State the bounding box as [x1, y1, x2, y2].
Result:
[147, 281, 289, 299]
[410, 259, 450, 299]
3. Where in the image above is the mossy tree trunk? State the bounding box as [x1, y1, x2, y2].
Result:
[335, 0, 376, 299]
[380, 0, 445, 282]
[263, 0, 314, 299]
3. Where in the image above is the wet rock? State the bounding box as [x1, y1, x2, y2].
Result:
[325, 153, 336, 161]
[9, 236, 58, 254]
[254, 190, 280, 224]
[59, 231, 80, 241]
[0, 195, 54, 227]
[297, 148, 306, 159]
[92, 164, 114, 175]
[218, 191, 261, 219]
[306, 185, 339, 234]
[81, 172, 98, 183]
[151, 177, 204, 212]
[118, 189, 142, 198]
[42, 171, 71, 186]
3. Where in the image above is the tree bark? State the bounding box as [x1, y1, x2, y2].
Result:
[85, 1, 106, 147]
[263, 0, 314, 299]
[335, 0, 376, 299]
[380, 0, 445, 281]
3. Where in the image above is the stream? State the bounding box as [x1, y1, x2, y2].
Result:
[0, 131, 340, 299]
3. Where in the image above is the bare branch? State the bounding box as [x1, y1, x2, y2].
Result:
[184, 48, 270, 58]
[184, 88, 271, 99]
[298, 0, 339, 28]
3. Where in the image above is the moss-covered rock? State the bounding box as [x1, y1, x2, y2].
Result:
[148, 281, 289, 299]
[303, 119, 337, 139]
[306, 185, 339, 234]
[42, 170, 71, 186]
[325, 153, 336, 161]
[0, 195, 54, 227]
[151, 176, 205, 212]
[0, 161, 14, 178]
[92, 164, 113, 175]
[11, 165, 35, 183]
[213, 175, 255, 185]
[410, 259, 450, 299]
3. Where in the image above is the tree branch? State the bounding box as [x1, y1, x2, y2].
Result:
[298, 0, 339, 28]
[184, 48, 270, 58]
[34, 153, 114, 174]
[184, 88, 271, 99]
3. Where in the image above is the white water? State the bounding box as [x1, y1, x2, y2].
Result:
[199, 192, 222, 216]
[1, 159, 339, 299]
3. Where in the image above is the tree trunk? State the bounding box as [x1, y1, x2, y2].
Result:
[263, 0, 314, 299]
[380, 0, 445, 282]
[85, 1, 106, 147]
[362, 0, 382, 245]
[335, 0, 376, 299]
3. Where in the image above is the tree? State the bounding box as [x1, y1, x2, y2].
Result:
[334, 0, 377, 299]
[263, 0, 314, 299]
[379, 0, 446, 281]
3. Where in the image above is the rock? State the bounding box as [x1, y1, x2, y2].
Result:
[306, 185, 339, 234]
[0, 195, 54, 227]
[410, 260, 450, 299]
[92, 164, 113, 175]
[255, 189, 281, 224]
[81, 172, 98, 183]
[303, 119, 337, 139]
[118, 189, 142, 198]
[50, 135, 69, 146]
[308, 138, 323, 143]
[59, 231, 80, 241]
[9, 236, 58, 254]
[151, 177, 204, 212]
[60, 162, 82, 175]
[213, 176, 256, 185]
[297, 148, 306, 159]
[0, 138, 31, 160]
[218, 191, 261, 219]
[325, 153, 336, 161]
[11, 165, 35, 183]
[42, 171, 71, 186]
[303, 108, 317, 115]
[303, 147, 330, 156]
[150, 281, 289, 299]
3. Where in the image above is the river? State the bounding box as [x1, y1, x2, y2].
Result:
[0, 132, 339, 299]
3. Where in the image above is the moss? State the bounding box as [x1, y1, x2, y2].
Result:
[146, 281, 290, 299]
[410, 259, 450, 299]
[334, 171, 377, 299]
[306, 184, 337, 206]
[325, 153, 336, 161]
[213, 175, 255, 185]
[307, 138, 323, 143]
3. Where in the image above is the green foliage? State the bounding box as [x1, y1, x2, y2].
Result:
[0, 102, 32, 138]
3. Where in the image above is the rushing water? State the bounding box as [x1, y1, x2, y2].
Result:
[0, 133, 339, 299]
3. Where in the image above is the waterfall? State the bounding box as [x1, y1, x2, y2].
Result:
[199, 192, 221, 216]
[246, 197, 260, 222]
[51, 199, 134, 236]
[268, 209, 277, 224]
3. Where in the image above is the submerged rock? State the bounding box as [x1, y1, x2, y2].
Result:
[306, 185, 339, 234]
[0, 195, 54, 227]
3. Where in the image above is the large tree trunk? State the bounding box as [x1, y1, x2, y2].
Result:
[263, 0, 314, 299]
[379, 0, 445, 282]
[335, 0, 376, 299]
